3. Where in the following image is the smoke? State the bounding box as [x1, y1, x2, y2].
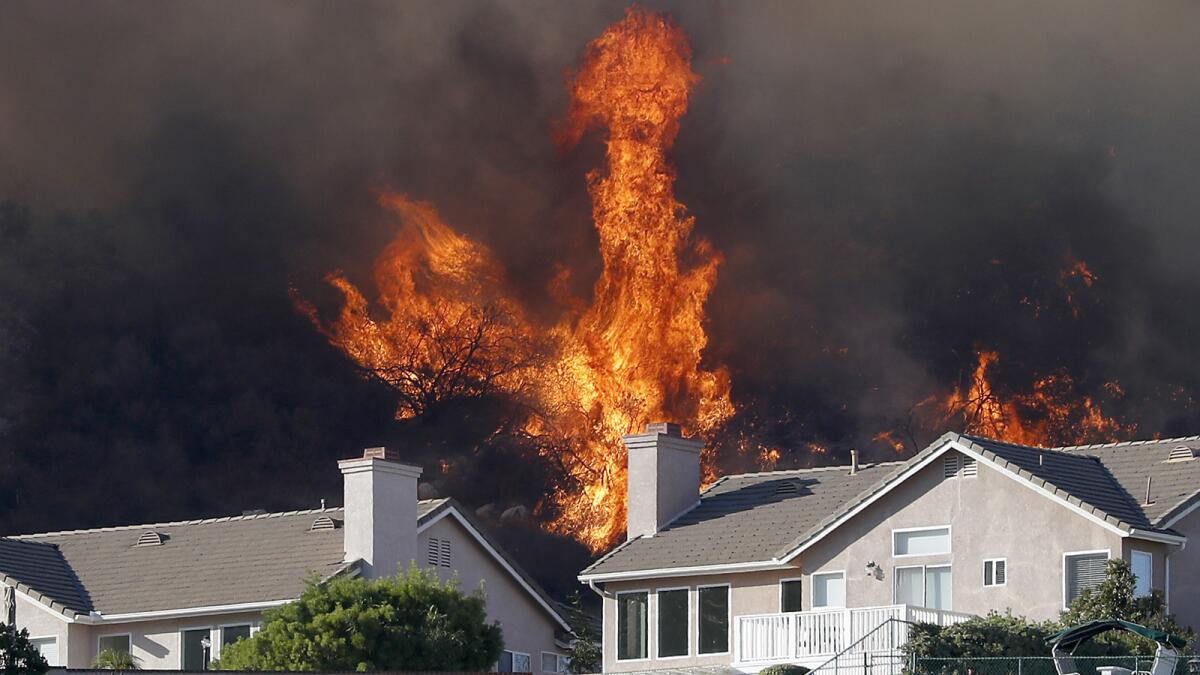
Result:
[3, 0, 1200, 582]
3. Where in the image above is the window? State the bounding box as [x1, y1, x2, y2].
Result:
[221, 624, 251, 649]
[812, 572, 846, 608]
[698, 585, 730, 654]
[1132, 550, 1153, 597]
[657, 588, 689, 657]
[182, 628, 213, 670]
[97, 634, 131, 657]
[498, 650, 532, 672]
[983, 559, 1007, 587]
[30, 637, 58, 667]
[1065, 551, 1109, 607]
[894, 527, 951, 556]
[541, 652, 569, 673]
[895, 565, 953, 609]
[781, 579, 803, 613]
[427, 537, 451, 567]
[616, 591, 648, 661]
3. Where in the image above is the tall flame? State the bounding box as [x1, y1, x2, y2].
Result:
[299, 8, 733, 552]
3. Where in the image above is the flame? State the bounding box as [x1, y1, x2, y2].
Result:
[939, 349, 1133, 447]
[299, 8, 732, 552]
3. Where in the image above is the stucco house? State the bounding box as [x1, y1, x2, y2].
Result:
[0, 447, 573, 671]
[580, 423, 1200, 674]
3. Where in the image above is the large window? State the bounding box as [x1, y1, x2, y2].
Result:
[181, 628, 213, 671]
[30, 638, 58, 667]
[541, 652, 569, 673]
[781, 579, 803, 613]
[1065, 551, 1109, 607]
[97, 634, 131, 657]
[895, 565, 953, 609]
[657, 588, 689, 658]
[616, 591, 649, 661]
[812, 572, 846, 608]
[220, 624, 251, 658]
[1132, 551, 1153, 597]
[697, 585, 730, 655]
[498, 650, 531, 672]
[893, 527, 951, 556]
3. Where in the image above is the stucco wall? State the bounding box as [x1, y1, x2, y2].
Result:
[419, 515, 565, 674]
[1165, 507, 1200, 630]
[13, 593, 71, 666]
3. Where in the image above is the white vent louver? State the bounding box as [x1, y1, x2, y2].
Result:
[309, 515, 338, 531]
[134, 531, 166, 547]
[1167, 446, 1198, 462]
[944, 454, 977, 479]
[427, 537, 451, 567]
[944, 455, 959, 478]
[961, 456, 978, 477]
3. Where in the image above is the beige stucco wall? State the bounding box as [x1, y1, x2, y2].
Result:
[13, 593, 71, 666]
[598, 448, 1176, 673]
[1165, 507, 1200, 630]
[419, 514, 565, 674]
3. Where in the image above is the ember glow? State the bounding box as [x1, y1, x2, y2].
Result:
[300, 8, 733, 551]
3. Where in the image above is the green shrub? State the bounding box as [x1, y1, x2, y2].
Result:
[759, 664, 811, 675]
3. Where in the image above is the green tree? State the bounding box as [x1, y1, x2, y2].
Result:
[0, 623, 49, 675]
[1061, 559, 1193, 655]
[92, 648, 141, 670]
[904, 611, 1058, 660]
[214, 567, 503, 671]
[562, 592, 601, 674]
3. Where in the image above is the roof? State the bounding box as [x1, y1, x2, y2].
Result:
[582, 431, 1200, 580]
[0, 498, 454, 621]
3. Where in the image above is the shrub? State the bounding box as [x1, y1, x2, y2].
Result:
[0, 624, 49, 675]
[760, 664, 812, 675]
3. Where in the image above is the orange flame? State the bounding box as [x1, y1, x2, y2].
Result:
[299, 8, 733, 552]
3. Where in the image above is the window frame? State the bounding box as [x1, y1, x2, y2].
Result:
[1131, 549, 1153, 598]
[1062, 549, 1111, 610]
[983, 558, 1007, 588]
[540, 651, 569, 673]
[655, 586, 691, 660]
[179, 625, 215, 671]
[695, 583, 732, 656]
[216, 623, 253, 660]
[893, 564, 954, 609]
[810, 570, 847, 609]
[779, 577, 804, 613]
[96, 632, 133, 659]
[497, 649, 532, 672]
[614, 589, 651, 663]
[29, 636, 59, 667]
[892, 525, 953, 558]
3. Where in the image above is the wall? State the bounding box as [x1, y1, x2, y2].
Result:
[419, 514, 565, 674]
[1165, 506, 1200, 631]
[44, 610, 264, 669]
[13, 593, 71, 667]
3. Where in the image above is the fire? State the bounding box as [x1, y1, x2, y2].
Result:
[939, 349, 1133, 447]
[299, 8, 732, 552]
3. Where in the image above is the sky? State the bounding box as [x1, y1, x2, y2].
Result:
[2, 0, 1200, 594]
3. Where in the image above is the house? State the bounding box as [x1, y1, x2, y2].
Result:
[579, 423, 1200, 674]
[0, 447, 574, 672]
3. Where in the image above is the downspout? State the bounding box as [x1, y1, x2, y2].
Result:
[587, 578, 611, 599]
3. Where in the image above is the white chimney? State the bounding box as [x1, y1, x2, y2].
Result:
[338, 447, 422, 579]
[625, 422, 703, 540]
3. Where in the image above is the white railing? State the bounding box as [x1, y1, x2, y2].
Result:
[735, 604, 974, 665]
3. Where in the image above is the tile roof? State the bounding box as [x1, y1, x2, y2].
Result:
[583, 432, 1200, 579]
[1, 499, 453, 618]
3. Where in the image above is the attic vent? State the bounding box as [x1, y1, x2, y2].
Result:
[944, 455, 977, 479]
[961, 456, 978, 477]
[134, 531, 166, 547]
[775, 480, 801, 496]
[1167, 446, 1198, 462]
[309, 515, 339, 531]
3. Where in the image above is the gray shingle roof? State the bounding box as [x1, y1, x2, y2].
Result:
[1, 499, 454, 618]
[583, 432, 1200, 579]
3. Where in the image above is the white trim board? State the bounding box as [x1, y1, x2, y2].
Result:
[417, 504, 573, 633]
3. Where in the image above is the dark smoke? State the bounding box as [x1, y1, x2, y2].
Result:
[3, 0, 1200, 593]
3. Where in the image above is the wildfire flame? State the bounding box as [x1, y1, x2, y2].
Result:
[299, 8, 733, 552]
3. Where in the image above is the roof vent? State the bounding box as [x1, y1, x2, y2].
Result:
[309, 515, 339, 531]
[774, 480, 801, 496]
[134, 531, 167, 547]
[1167, 446, 1198, 462]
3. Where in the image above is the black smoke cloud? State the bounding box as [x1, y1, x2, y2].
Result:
[2, 0, 1200, 587]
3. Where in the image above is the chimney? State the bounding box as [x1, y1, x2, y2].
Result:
[625, 422, 703, 540]
[338, 447, 422, 579]
[849, 449, 859, 475]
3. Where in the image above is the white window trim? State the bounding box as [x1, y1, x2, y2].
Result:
[696, 583, 732, 656]
[810, 570, 847, 609]
[779, 577, 804, 613]
[498, 649, 532, 672]
[893, 564, 953, 609]
[1062, 549, 1111, 610]
[892, 525, 953, 558]
[179, 625, 216, 670]
[540, 651, 569, 674]
[614, 589, 651, 663]
[1131, 549, 1153, 597]
[96, 631, 133, 658]
[216, 622, 253, 660]
[983, 558, 1007, 588]
[655, 586, 691, 660]
[29, 635, 59, 667]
